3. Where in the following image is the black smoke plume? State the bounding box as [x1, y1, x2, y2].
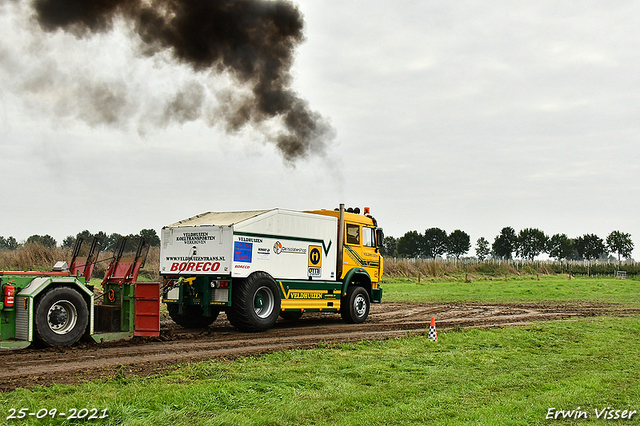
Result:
[31, 0, 333, 161]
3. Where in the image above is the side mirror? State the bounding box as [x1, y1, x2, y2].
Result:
[376, 228, 384, 248]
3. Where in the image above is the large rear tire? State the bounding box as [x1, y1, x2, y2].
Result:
[227, 272, 281, 332]
[34, 286, 88, 347]
[340, 286, 370, 324]
[167, 304, 218, 328]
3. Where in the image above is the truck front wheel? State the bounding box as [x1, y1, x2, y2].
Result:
[167, 304, 219, 328]
[228, 272, 281, 332]
[340, 286, 370, 324]
[34, 286, 88, 347]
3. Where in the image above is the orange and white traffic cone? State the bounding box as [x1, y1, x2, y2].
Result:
[427, 317, 437, 341]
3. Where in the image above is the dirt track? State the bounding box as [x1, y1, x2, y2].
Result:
[1, 301, 638, 391]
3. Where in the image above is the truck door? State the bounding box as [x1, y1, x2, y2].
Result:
[342, 223, 381, 283]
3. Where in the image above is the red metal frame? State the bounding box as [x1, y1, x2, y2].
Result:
[134, 281, 161, 336]
[101, 237, 161, 337]
[69, 237, 103, 282]
[102, 237, 149, 286]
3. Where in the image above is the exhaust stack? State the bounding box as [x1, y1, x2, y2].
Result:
[336, 203, 345, 279]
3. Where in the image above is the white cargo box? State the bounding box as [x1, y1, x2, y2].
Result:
[160, 209, 338, 281]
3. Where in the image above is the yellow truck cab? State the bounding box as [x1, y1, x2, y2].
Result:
[306, 207, 384, 288]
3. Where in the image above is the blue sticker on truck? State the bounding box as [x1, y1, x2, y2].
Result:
[234, 241, 253, 263]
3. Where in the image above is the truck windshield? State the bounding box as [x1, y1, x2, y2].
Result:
[363, 227, 375, 248]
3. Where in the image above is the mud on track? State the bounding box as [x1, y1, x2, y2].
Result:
[1, 301, 639, 391]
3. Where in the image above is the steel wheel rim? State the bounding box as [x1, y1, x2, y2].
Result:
[48, 300, 78, 335]
[353, 294, 367, 317]
[254, 286, 274, 319]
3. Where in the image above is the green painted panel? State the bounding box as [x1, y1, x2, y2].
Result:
[371, 287, 383, 303]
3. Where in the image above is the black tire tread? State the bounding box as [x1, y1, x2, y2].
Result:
[34, 286, 88, 347]
[340, 286, 370, 324]
[227, 272, 280, 332]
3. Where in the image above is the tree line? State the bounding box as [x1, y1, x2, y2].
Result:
[382, 227, 634, 262]
[0, 229, 161, 252]
[382, 228, 472, 260]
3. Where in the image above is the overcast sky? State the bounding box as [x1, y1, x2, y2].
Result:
[1, 0, 639, 259]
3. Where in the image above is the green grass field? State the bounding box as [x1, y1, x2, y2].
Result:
[1, 276, 639, 425]
[382, 275, 640, 305]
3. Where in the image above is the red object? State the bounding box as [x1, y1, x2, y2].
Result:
[133, 281, 161, 337]
[3, 284, 15, 308]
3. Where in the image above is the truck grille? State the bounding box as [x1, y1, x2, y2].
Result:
[15, 296, 31, 341]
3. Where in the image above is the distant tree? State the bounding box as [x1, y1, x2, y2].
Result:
[124, 234, 142, 251]
[475, 237, 490, 261]
[606, 231, 633, 264]
[516, 228, 548, 260]
[397, 230, 422, 258]
[547, 233, 573, 261]
[65, 230, 109, 251]
[492, 227, 517, 259]
[446, 230, 470, 259]
[104, 233, 124, 252]
[0, 236, 19, 251]
[76, 230, 93, 241]
[381, 236, 398, 257]
[62, 235, 76, 249]
[566, 238, 582, 260]
[25, 234, 57, 248]
[7, 237, 18, 250]
[422, 228, 447, 259]
[574, 234, 605, 261]
[140, 229, 161, 247]
[94, 231, 108, 243]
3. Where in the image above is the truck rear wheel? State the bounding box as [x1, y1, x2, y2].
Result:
[228, 272, 281, 332]
[34, 286, 88, 347]
[167, 304, 218, 328]
[340, 286, 370, 324]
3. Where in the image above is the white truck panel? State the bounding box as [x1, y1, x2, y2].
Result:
[160, 209, 338, 281]
[160, 225, 233, 274]
[232, 210, 337, 280]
